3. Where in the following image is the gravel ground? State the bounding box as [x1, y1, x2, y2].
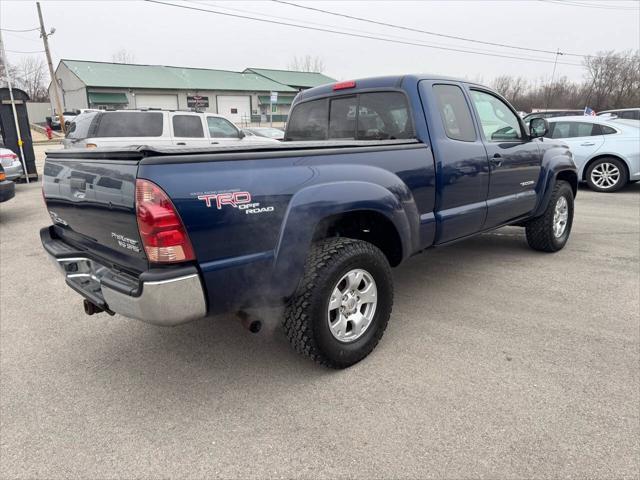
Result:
[1, 149, 638, 479]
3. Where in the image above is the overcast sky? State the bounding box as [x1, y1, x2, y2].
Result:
[2, 0, 639, 85]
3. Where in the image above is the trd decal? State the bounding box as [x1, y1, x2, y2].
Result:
[195, 190, 275, 215]
[197, 191, 252, 209]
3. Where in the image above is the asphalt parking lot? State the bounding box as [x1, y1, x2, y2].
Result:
[1, 149, 639, 479]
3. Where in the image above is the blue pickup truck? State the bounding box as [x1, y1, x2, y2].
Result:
[41, 75, 577, 368]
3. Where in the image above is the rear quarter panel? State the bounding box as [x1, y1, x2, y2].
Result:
[138, 145, 435, 311]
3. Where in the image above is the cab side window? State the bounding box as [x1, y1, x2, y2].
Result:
[470, 90, 522, 141]
[433, 84, 476, 142]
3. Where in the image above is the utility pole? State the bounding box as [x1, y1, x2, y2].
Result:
[37, 1, 65, 133]
[0, 29, 30, 183]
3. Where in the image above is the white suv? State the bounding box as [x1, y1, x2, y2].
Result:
[63, 110, 278, 149]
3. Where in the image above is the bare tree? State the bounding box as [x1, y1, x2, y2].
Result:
[111, 48, 136, 64]
[583, 50, 639, 110]
[490, 49, 639, 112]
[0, 56, 19, 89]
[1, 56, 49, 101]
[288, 55, 325, 72]
[15, 56, 49, 101]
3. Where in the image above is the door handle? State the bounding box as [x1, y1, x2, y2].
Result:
[580, 142, 595, 146]
[176, 142, 186, 146]
[489, 153, 503, 168]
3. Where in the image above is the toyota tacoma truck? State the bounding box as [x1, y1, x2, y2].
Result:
[41, 75, 577, 368]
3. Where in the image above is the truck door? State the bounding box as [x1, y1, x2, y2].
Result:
[420, 81, 490, 243]
[468, 88, 542, 228]
[169, 113, 209, 147]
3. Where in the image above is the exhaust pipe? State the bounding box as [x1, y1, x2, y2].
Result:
[83, 299, 104, 315]
[237, 310, 262, 333]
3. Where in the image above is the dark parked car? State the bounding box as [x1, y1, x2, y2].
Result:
[523, 110, 584, 122]
[597, 108, 640, 121]
[0, 165, 15, 203]
[242, 127, 285, 140]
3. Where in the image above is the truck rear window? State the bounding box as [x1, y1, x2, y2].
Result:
[95, 112, 163, 137]
[287, 92, 414, 141]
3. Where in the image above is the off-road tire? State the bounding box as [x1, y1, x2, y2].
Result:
[283, 238, 393, 369]
[525, 180, 574, 252]
[586, 157, 628, 192]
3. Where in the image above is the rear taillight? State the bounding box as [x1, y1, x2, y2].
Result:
[0, 153, 17, 160]
[135, 179, 195, 263]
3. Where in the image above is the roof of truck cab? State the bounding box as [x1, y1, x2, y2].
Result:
[294, 74, 483, 102]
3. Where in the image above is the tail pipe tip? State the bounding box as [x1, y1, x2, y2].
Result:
[237, 310, 262, 333]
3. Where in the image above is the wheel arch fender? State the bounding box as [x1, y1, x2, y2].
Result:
[533, 146, 578, 217]
[273, 180, 417, 298]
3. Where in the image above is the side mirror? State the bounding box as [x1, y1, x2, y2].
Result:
[529, 117, 549, 139]
[238, 130, 246, 139]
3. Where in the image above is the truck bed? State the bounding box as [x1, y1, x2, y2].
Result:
[46, 139, 423, 162]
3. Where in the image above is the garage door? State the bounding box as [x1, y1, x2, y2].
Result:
[216, 96, 251, 124]
[135, 94, 179, 110]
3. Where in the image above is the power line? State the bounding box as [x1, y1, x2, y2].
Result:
[190, 0, 575, 62]
[538, 0, 640, 10]
[272, 0, 592, 58]
[4, 49, 45, 54]
[0, 27, 40, 33]
[145, 0, 583, 67]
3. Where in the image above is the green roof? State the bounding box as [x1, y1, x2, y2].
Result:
[245, 68, 336, 88]
[61, 60, 297, 92]
[258, 95, 296, 105]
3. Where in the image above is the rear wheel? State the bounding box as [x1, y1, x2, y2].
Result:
[586, 157, 628, 192]
[525, 180, 574, 252]
[283, 238, 393, 368]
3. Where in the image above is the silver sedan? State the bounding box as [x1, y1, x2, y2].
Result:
[546, 116, 640, 192]
[0, 147, 24, 182]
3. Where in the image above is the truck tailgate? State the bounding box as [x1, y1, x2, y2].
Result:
[43, 156, 147, 273]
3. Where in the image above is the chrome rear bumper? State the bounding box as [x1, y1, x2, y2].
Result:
[42, 227, 207, 326]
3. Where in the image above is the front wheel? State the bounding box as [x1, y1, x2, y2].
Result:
[283, 238, 393, 369]
[525, 180, 574, 252]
